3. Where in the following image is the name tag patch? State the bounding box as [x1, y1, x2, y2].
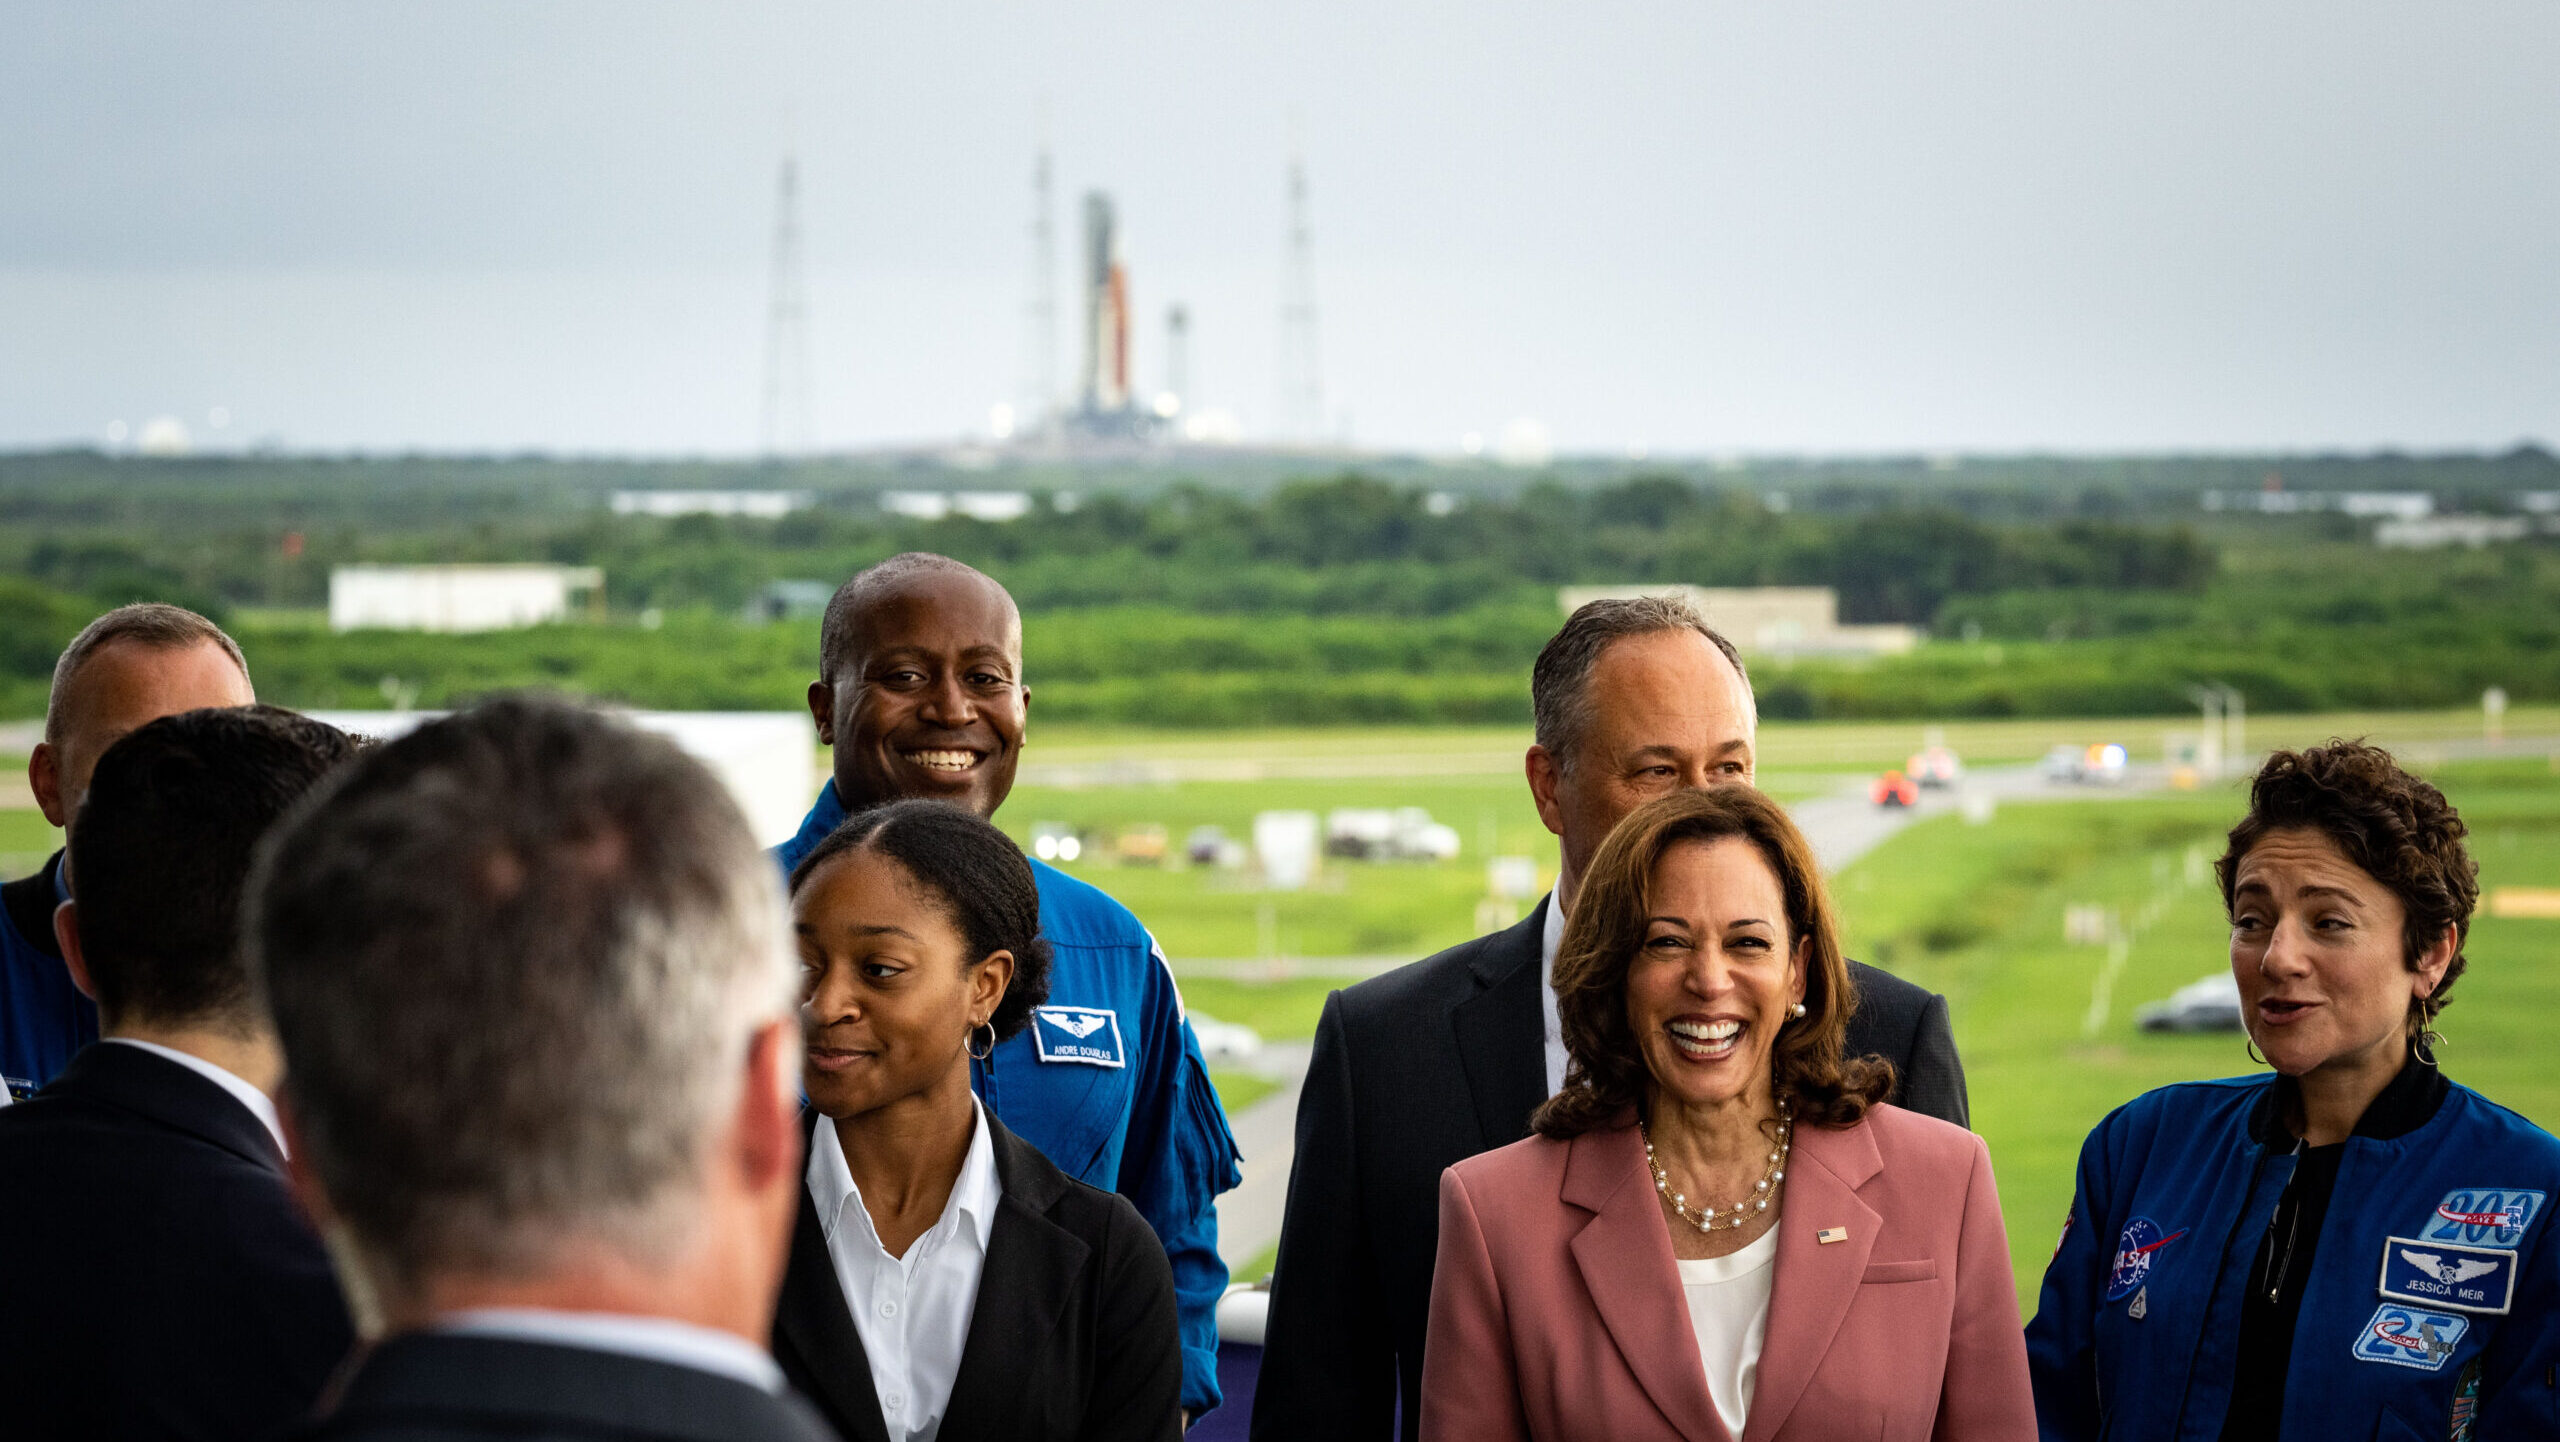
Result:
[2378, 1237, 2516, 1315]
[1031, 1006, 1126, 1068]
[2420, 1188, 2546, 1249]
[2352, 1303, 2469, 1371]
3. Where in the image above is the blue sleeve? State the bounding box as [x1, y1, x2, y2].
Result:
[1113, 932, 1243, 1419]
[2027, 1118, 2115, 1441]
[2478, 1183, 2560, 1435]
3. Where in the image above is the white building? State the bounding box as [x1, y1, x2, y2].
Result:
[879, 491, 1035, 523]
[304, 710, 817, 846]
[329, 564, 604, 633]
[610, 490, 811, 519]
[1555, 585, 1919, 657]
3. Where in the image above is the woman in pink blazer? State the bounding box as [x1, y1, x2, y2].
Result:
[1421, 786, 2033, 1442]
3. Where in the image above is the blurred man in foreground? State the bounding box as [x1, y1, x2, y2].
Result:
[251, 696, 828, 1442]
[1257, 595, 1970, 1441]
[3, 602, 256, 1100]
[0, 705, 357, 1440]
[777, 552, 1239, 1423]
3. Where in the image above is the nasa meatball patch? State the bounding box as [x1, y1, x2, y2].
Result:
[2377, 1236, 2516, 1316]
[2106, 1217, 2186, 1303]
[1031, 1006, 1127, 1067]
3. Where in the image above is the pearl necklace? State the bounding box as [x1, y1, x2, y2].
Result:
[1642, 1100, 1792, 1234]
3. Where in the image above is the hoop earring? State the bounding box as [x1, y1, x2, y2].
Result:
[2411, 1029, 2441, 1068]
[2246, 1038, 2268, 1068]
[967, 1021, 995, 1062]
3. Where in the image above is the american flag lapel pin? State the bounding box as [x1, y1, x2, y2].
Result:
[1817, 1226, 1849, 1245]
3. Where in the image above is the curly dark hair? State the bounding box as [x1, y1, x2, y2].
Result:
[2218, 740, 2478, 1039]
[1532, 785, 1892, 1140]
[789, 799, 1054, 1040]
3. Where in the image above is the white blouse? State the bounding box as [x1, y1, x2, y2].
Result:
[1675, 1220, 1780, 1438]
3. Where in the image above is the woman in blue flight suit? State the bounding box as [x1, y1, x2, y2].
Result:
[2028, 741, 2560, 1441]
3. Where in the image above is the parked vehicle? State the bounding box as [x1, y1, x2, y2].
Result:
[2135, 972, 2245, 1033]
[1871, 769, 1919, 808]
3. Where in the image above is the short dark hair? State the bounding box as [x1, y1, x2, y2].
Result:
[47, 603, 251, 745]
[2218, 740, 2479, 1038]
[249, 695, 796, 1296]
[1532, 596, 1750, 773]
[789, 799, 1054, 1040]
[69, 705, 354, 1030]
[1534, 785, 1890, 1140]
[817, 552, 1015, 685]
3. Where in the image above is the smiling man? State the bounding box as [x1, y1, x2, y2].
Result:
[776, 552, 1240, 1424]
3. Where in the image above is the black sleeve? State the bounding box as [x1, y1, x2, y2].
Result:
[1085, 1194, 1184, 1442]
[1894, 990, 1971, 1130]
[1253, 989, 1398, 1441]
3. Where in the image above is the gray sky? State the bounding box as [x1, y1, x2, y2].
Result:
[4, 1, 2555, 456]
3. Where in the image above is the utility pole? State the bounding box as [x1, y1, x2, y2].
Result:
[1163, 303, 1190, 416]
[759, 150, 815, 455]
[1276, 144, 1323, 443]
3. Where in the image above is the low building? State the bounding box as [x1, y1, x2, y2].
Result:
[2374, 516, 2532, 549]
[610, 490, 811, 519]
[1554, 585, 1919, 657]
[329, 564, 603, 633]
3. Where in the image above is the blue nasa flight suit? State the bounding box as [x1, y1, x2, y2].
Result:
[2027, 1070, 2560, 1441]
[779, 785, 1243, 1418]
[0, 854, 96, 1102]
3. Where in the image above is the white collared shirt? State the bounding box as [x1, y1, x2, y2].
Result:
[808, 1098, 1002, 1442]
[436, 1308, 785, 1393]
[1539, 893, 1568, 1098]
[101, 1037, 287, 1156]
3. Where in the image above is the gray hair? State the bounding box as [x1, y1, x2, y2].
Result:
[1530, 596, 1753, 773]
[46, 603, 252, 744]
[246, 695, 795, 1299]
[818, 551, 1016, 684]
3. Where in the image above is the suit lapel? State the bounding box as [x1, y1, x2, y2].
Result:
[936, 1123, 1090, 1441]
[775, 1177, 893, 1442]
[1740, 1120, 1882, 1442]
[1562, 1123, 1726, 1442]
[1451, 898, 1551, 1150]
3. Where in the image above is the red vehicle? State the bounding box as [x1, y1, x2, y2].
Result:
[1871, 769, 1919, 808]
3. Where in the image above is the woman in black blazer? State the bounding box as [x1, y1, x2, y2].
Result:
[774, 798, 1182, 1442]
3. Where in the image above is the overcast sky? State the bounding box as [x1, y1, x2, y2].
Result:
[4, 2, 2554, 457]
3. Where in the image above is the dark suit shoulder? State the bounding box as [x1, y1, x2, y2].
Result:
[1332, 904, 1544, 1030]
[1844, 959, 1935, 1035]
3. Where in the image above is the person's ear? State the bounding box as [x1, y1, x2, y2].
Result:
[971, 949, 1016, 1029]
[735, 1017, 804, 1197]
[1526, 745, 1567, 839]
[28, 743, 63, 830]
[54, 900, 95, 1002]
[805, 680, 836, 748]
[1791, 936, 1811, 1012]
[2412, 921, 2458, 1002]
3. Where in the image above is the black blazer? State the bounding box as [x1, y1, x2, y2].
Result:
[1251, 898, 1970, 1442]
[292, 1332, 838, 1442]
[0, 1041, 356, 1441]
[776, 1109, 1182, 1442]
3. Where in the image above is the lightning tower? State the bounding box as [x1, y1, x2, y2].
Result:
[1018, 137, 1059, 439]
[760, 152, 815, 454]
[1276, 148, 1323, 443]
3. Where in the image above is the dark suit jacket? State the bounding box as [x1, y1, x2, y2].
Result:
[0, 1041, 355, 1441]
[292, 1333, 839, 1442]
[775, 1110, 1183, 1442]
[1252, 898, 1969, 1442]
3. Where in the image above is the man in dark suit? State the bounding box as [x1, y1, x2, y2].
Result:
[0, 705, 357, 1441]
[1254, 596, 1970, 1441]
[250, 697, 833, 1442]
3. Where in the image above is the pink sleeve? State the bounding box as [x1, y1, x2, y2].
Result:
[1421, 1166, 1533, 1442]
[1936, 1134, 2039, 1441]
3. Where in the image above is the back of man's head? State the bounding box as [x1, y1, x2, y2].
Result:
[68, 705, 355, 1034]
[247, 695, 795, 1306]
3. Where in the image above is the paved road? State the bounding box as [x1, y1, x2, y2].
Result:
[1208, 760, 2179, 1271]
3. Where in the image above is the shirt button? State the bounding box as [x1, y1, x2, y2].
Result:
[885, 1394, 904, 1413]
[879, 1299, 898, 1318]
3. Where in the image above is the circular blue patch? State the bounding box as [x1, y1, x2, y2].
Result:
[2107, 1217, 2173, 1302]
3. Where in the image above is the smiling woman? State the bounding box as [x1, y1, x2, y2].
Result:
[1418, 786, 2034, 1442]
[2027, 742, 2560, 1441]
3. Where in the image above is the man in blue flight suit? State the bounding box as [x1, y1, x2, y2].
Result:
[2, 604, 256, 1102]
[776, 552, 1241, 1423]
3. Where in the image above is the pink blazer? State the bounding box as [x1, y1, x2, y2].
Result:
[1420, 1104, 2033, 1442]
